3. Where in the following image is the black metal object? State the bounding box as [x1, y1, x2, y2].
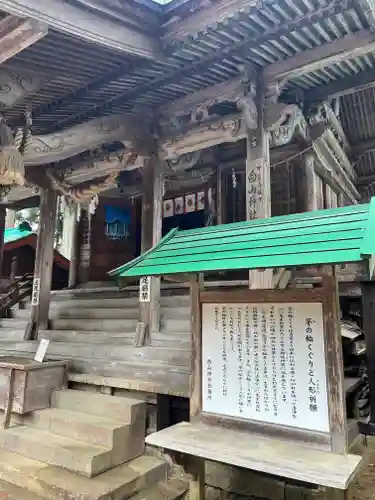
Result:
[358, 282, 375, 435]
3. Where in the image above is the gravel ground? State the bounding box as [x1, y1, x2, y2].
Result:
[352, 447, 375, 500]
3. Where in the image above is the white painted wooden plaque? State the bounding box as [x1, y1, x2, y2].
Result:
[31, 278, 41, 306]
[139, 276, 151, 303]
[202, 302, 329, 433]
[34, 339, 50, 363]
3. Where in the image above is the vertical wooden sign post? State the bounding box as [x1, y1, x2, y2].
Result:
[29, 187, 57, 336]
[139, 156, 163, 341]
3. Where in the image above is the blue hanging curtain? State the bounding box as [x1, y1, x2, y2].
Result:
[104, 205, 131, 240]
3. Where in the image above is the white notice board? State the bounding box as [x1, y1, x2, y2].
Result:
[202, 302, 329, 433]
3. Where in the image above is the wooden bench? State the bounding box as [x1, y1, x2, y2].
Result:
[146, 421, 363, 490]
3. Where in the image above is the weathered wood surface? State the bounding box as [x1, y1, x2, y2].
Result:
[322, 275, 347, 453]
[29, 187, 57, 334]
[304, 153, 319, 212]
[246, 71, 272, 289]
[0, 67, 44, 107]
[0, 359, 66, 414]
[0, 15, 47, 65]
[0, 0, 162, 59]
[162, 30, 375, 118]
[145, 421, 362, 489]
[24, 114, 141, 166]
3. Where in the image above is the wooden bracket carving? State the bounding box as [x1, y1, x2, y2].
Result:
[46, 151, 138, 204]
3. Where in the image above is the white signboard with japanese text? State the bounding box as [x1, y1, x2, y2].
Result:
[202, 302, 329, 433]
[139, 277, 151, 303]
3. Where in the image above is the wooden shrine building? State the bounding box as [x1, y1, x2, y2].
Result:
[1, 0, 375, 497]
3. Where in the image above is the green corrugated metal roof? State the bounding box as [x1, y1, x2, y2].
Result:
[4, 223, 33, 244]
[109, 200, 375, 279]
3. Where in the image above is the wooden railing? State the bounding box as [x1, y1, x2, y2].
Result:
[0, 257, 33, 318]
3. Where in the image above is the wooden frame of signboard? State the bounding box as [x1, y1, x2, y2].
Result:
[191, 275, 347, 454]
[145, 273, 366, 500]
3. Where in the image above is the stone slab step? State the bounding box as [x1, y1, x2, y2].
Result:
[21, 407, 138, 449]
[162, 318, 191, 332]
[130, 478, 188, 500]
[50, 295, 190, 308]
[51, 307, 139, 320]
[0, 425, 111, 477]
[50, 318, 139, 332]
[0, 319, 27, 329]
[51, 389, 146, 424]
[0, 448, 167, 500]
[0, 479, 45, 500]
[0, 341, 191, 367]
[0, 330, 26, 340]
[38, 330, 136, 344]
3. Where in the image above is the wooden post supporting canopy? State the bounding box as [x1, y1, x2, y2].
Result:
[0, 206, 6, 276]
[68, 205, 79, 288]
[139, 155, 163, 341]
[358, 281, 375, 435]
[304, 153, 319, 212]
[29, 187, 57, 337]
[245, 70, 272, 289]
[189, 273, 205, 500]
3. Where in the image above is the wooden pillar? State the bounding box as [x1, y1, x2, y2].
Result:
[189, 273, 205, 500]
[304, 153, 319, 212]
[78, 209, 91, 285]
[68, 206, 79, 288]
[216, 167, 224, 225]
[0, 206, 6, 276]
[140, 156, 163, 338]
[246, 71, 272, 289]
[5, 208, 15, 229]
[30, 187, 57, 334]
[358, 281, 375, 435]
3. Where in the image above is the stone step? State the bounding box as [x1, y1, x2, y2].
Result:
[51, 389, 146, 424]
[51, 307, 139, 320]
[162, 318, 191, 333]
[0, 425, 112, 477]
[0, 319, 27, 329]
[0, 479, 45, 500]
[16, 342, 191, 368]
[50, 318, 139, 332]
[39, 330, 137, 344]
[0, 329, 25, 340]
[0, 448, 167, 500]
[161, 307, 190, 319]
[20, 407, 144, 452]
[50, 295, 190, 308]
[129, 478, 188, 500]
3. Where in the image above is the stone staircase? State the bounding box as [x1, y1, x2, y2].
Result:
[0, 389, 187, 499]
[0, 286, 192, 396]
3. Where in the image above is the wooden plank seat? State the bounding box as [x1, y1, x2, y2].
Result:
[146, 421, 362, 490]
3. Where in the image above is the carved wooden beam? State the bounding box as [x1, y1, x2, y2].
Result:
[0, 0, 163, 60]
[24, 114, 140, 166]
[159, 109, 307, 160]
[0, 66, 44, 107]
[0, 15, 47, 65]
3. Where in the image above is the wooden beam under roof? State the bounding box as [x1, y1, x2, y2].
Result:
[0, 14, 47, 64]
[163, 30, 375, 117]
[307, 67, 375, 103]
[350, 138, 375, 158]
[0, 0, 163, 60]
